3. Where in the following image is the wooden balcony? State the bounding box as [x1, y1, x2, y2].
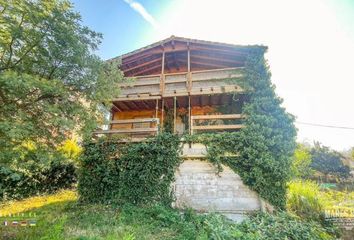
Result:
[93, 114, 244, 141]
[191, 114, 245, 134]
[93, 118, 159, 141]
[115, 67, 244, 101]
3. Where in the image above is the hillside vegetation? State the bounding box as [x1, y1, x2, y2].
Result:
[0, 190, 335, 240]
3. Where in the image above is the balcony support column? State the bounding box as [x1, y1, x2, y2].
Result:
[155, 99, 158, 118]
[161, 99, 164, 131]
[188, 95, 191, 135]
[160, 45, 165, 95]
[187, 42, 191, 93]
[174, 96, 177, 134]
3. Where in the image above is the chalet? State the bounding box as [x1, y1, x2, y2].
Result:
[95, 36, 272, 221]
[94, 36, 264, 141]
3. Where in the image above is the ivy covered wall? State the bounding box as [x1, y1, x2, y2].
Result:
[78, 133, 181, 205]
[186, 47, 297, 208]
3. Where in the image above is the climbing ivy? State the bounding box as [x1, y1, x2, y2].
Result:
[185, 47, 297, 209]
[78, 133, 181, 205]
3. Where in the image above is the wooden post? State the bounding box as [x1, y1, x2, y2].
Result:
[155, 99, 158, 118]
[160, 45, 165, 132]
[188, 95, 191, 135]
[155, 99, 159, 129]
[173, 96, 177, 134]
[161, 99, 164, 131]
[160, 47, 165, 95]
[187, 42, 191, 92]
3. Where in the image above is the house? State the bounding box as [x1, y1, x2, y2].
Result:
[93, 36, 263, 141]
[95, 36, 272, 221]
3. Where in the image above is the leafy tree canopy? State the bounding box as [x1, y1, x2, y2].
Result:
[291, 143, 313, 178]
[310, 142, 350, 180]
[0, 0, 123, 164]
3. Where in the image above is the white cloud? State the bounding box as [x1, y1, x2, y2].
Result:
[123, 0, 160, 30]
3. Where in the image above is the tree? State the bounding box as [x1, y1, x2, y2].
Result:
[0, 0, 123, 165]
[310, 142, 350, 181]
[291, 143, 313, 178]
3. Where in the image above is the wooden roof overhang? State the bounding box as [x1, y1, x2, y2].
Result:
[110, 36, 266, 77]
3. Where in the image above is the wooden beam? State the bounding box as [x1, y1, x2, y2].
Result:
[140, 100, 150, 109]
[190, 45, 248, 56]
[155, 99, 158, 118]
[94, 127, 159, 134]
[161, 98, 164, 131]
[113, 96, 161, 101]
[112, 102, 121, 112]
[161, 46, 165, 94]
[192, 124, 244, 130]
[124, 57, 161, 73]
[129, 101, 140, 110]
[173, 96, 177, 133]
[191, 54, 243, 65]
[188, 95, 191, 134]
[190, 59, 230, 69]
[191, 114, 244, 120]
[187, 43, 191, 92]
[116, 101, 130, 110]
[131, 63, 162, 76]
[110, 118, 159, 124]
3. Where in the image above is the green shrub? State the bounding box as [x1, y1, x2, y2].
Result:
[235, 212, 335, 240]
[0, 160, 76, 201]
[119, 205, 336, 240]
[310, 143, 350, 181]
[78, 133, 181, 205]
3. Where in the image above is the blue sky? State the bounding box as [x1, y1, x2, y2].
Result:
[72, 0, 354, 151]
[72, 0, 169, 59]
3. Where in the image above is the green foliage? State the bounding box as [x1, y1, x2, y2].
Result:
[236, 48, 297, 208]
[0, 193, 337, 239]
[236, 212, 335, 240]
[0, 0, 123, 164]
[184, 48, 297, 209]
[291, 143, 313, 178]
[310, 142, 350, 180]
[78, 133, 181, 205]
[0, 154, 76, 201]
[57, 138, 82, 162]
[287, 180, 325, 222]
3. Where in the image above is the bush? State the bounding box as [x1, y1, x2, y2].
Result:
[310, 143, 350, 181]
[0, 160, 76, 201]
[235, 212, 335, 240]
[119, 205, 336, 240]
[78, 133, 181, 205]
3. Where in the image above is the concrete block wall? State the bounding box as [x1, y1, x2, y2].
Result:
[172, 160, 271, 221]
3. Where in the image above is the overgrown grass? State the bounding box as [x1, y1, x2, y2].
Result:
[0, 190, 336, 240]
[287, 180, 325, 222]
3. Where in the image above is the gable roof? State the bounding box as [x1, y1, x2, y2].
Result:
[110, 36, 267, 76]
[111, 35, 266, 60]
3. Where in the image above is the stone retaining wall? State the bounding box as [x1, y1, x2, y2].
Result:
[172, 160, 272, 221]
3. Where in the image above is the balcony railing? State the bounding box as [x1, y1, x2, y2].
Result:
[191, 114, 245, 134]
[115, 67, 244, 100]
[93, 118, 159, 141]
